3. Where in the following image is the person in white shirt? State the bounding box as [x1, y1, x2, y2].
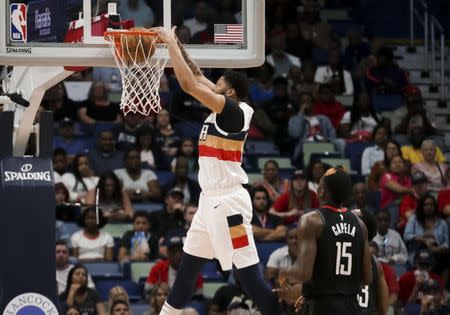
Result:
[265, 226, 298, 284]
[62, 154, 98, 203]
[373, 208, 408, 276]
[71, 207, 114, 262]
[361, 125, 388, 176]
[56, 240, 95, 294]
[266, 34, 301, 78]
[314, 48, 354, 96]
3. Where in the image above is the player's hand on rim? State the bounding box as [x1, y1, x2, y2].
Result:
[152, 26, 177, 45]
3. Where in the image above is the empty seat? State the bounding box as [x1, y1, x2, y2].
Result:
[130, 262, 156, 283]
[154, 171, 176, 188]
[321, 157, 352, 171]
[201, 261, 225, 282]
[303, 142, 336, 167]
[345, 142, 372, 174]
[203, 282, 227, 299]
[247, 173, 263, 185]
[95, 279, 142, 301]
[84, 262, 124, 280]
[129, 303, 150, 315]
[173, 121, 203, 139]
[257, 157, 293, 170]
[132, 202, 164, 213]
[256, 242, 285, 266]
[102, 224, 133, 238]
[372, 94, 405, 112]
[245, 140, 280, 155]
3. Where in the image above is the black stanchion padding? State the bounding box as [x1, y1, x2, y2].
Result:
[0, 112, 14, 159]
[39, 111, 54, 158]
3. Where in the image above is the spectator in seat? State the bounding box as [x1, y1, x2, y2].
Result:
[296, 62, 319, 95]
[78, 81, 121, 124]
[115, 113, 143, 152]
[350, 182, 376, 214]
[299, 2, 337, 49]
[154, 109, 181, 159]
[398, 171, 430, 231]
[56, 240, 95, 295]
[252, 160, 290, 203]
[403, 279, 449, 315]
[368, 139, 401, 193]
[250, 186, 286, 242]
[85, 172, 133, 222]
[404, 194, 449, 267]
[306, 160, 328, 193]
[107, 286, 130, 315]
[87, 130, 124, 175]
[270, 170, 319, 224]
[144, 237, 203, 294]
[264, 77, 294, 131]
[366, 46, 409, 94]
[398, 249, 444, 305]
[149, 188, 186, 238]
[373, 209, 408, 276]
[118, 211, 159, 261]
[136, 126, 169, 170]
[110, 300, 130, 315]
[412, 141, 448, 194]
[59, 264, 106, 315]
[437, 168, 450, 221]
[285, 22, 313, 62]
[368, 241, 400, 306]
[380, 155, 412, 212]
[114, 147, 161, 202]
[118, 0, 155, 28]
[53, 148, 69, 183]
[265, 226, 298, 284]
[340, 92, 381, 144]
[62, 154, 99, 203]
[343, 29, 371, 72]
[182, 1, 209, 39]
[145, 283, 170, 315]
[64, 306, 81, 315]
[248, 62, 275, 105]
[53, 118, 90, 157]
[314, 48, 354, 96]
[288, 92, 340, 162]
[313, 83, 345, 131]
[361, 124, 388, 177]
[171, 138, 199, 174]
[266, 33, 301, 78]
[70, 207, 114, 262]
[401, 128, 445, 166]
[41, 82, 78, 122]
[166, 156, 201, 205]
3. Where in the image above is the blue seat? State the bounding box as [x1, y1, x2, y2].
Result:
[256, 242, 285, 265]
[201, 261, 225, 282]
[84, 262, 124, 280]
[95, 279, 142, 302]
[129, 303, 150, 315]
[345, 142, 372, 175]
[154, 171, 176, 188]
[372, 94, 405, 112]
[245, 140, 280, 155]
[312, 48, 329, 65]
[133, 202, 164, 213]
[173, 121, 203, 139]
[62, 222, 81, 238]
[328, 20, 364, 37]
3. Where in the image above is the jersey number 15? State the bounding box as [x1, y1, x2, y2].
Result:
[335, 242, 352, 276]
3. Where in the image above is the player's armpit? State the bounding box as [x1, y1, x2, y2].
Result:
[184, 80, 226, 113]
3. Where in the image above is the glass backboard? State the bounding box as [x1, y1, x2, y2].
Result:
[0, 0, 264, 68]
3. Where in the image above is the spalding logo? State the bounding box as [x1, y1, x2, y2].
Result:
[3, 164, 51, 182]
[3, 292, 59, 315]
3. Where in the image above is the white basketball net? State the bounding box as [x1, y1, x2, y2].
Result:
[105, 31, 168, 116]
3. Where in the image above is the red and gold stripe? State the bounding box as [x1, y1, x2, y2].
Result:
[198, 135, 244, 162]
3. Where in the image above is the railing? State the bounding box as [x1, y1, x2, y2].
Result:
[410, 0, 446, 107]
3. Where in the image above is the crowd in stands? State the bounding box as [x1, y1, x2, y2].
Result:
[3, 0, 450, 314]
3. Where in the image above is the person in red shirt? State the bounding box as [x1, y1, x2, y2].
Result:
[269, 170, 320, 224]
[398, 171, 430, 231]
[437, 168, 450, 218]
[145, 237, 203, 297]
[398, 249, 444, 305]
[312, 83, 345, 130]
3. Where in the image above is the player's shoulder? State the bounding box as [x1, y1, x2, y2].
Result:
[299, 210, 324, 229]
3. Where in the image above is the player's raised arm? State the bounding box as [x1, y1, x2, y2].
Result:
[358, 217, 373, 286]
[154, 27, 226, 113]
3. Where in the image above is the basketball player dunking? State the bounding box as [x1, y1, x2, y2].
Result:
[153, 27, 281, 315]
[277, 168, 373, 315]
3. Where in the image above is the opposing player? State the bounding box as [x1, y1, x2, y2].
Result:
[277, 167, 373, 314]
[152, 27, 281, 315]
[353, 209, 389, 315]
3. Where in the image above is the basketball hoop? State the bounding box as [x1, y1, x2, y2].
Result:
[104, 28, 168, 116]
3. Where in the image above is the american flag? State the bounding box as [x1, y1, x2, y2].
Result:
[214, 24, 243, 43]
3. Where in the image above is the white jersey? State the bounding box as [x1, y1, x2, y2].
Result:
[197, 102, 253, 192]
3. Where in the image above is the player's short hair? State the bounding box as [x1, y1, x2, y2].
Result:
[322, 167, 352, 206]
[358, 209, 377, 241]
[222, 70, 249, 101]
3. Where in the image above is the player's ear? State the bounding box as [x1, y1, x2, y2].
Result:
[226, 88, 236, 98]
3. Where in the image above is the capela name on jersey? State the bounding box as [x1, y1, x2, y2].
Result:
[331, 222, 356, 237]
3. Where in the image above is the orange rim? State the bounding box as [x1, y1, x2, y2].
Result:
[104, 30, 160, 60]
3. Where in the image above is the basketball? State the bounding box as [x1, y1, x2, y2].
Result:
[121, 27, 157, 64]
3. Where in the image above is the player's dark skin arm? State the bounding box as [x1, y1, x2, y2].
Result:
[376, 259, 389, 315]
[358, 216, 373, 286]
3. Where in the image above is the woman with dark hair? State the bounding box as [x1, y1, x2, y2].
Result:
[65, 306, 81, 315]
[55, 182, 80, 222]
[368, 139, 402, 193]
[360, 124, 388, 176]
[380, 155, 412, 210]
[305, 160, 328, 193]
[78, 81, 121, 124]
[404, 194, 449, 265]
[62, 154, 98, 203]
[270, 170, 319, 224]
[59, 264, 106, 315]
[85, 172, 133, 222]
[136, 126, 169, 170]
[114, 147, 162, 202]
[252, 160, 290, 202]
[171, 138, 199, 173]
[70, 207, 114, 262]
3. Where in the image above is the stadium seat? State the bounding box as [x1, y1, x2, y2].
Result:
[257, 157, 293, 170]
[62, 222, 82, 238]
[320, 157, 352, 172]
[245, 140, 280, 155]
[130, 262, 156, 283]
[372, 94, 405, 112]
[345, 142, 372, 174]
[95, 279, 142, 301]
[312, 48, 329, 65]
[102, 224, 133, 238]
[336, 95, 354, 107]
[201, 261, 225, 282]
[154, 171, 176, 188]
[256, 242, 285, 265]
[203, 282, 227, 298]
[129, 303, 150, 315]
[132, 202, 164, 213]
[84, 262, 124, 280]
[247, 172, 263, 185]
[303, 142, 336, 167]
[173, 121, 203, 139]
